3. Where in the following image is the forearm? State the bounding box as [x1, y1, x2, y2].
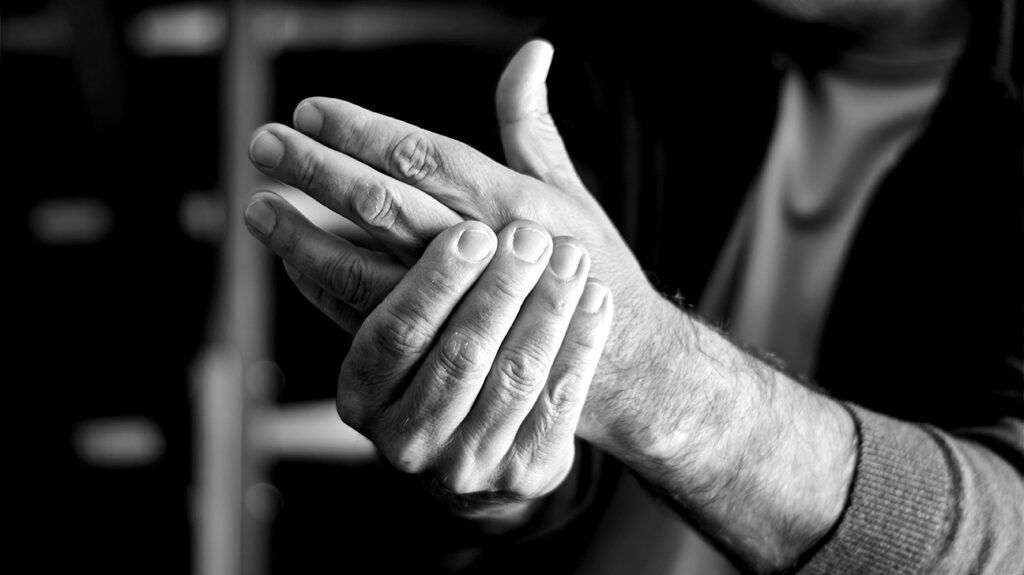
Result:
[581, 289, 1024, 573]
[579, 291, 858, 572]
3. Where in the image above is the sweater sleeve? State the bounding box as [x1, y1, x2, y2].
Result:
[798, 403, 1024, 574]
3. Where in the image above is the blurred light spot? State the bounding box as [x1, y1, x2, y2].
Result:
[128, 3, 533, 58]
[73, 417, 165, 468]
[2, 6, 73, 55]
[30, 198, 114, 245]
[244, 482, 283, 523]
[251, 3, 535, 52]
[128, 3, 225, 57]
[179, 190, 224, 243]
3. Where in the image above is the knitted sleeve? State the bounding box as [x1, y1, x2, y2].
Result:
[798, 403, 1024, 574]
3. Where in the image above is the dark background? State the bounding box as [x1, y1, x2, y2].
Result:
[6, 1, 546, 572]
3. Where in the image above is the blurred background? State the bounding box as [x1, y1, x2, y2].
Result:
[5, 1, 545, 572]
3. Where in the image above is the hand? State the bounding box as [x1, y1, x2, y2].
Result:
[333, 218, 612, 523]
[244, 40, 859, 569]
[245, 40, 662, 441]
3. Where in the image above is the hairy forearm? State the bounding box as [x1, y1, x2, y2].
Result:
[578, 291, 857, 572]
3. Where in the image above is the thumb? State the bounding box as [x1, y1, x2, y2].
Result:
[496, 39, 584, 190]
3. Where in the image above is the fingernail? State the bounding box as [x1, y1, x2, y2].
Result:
[550, 243, 582, 279]
[245, 199, 276, 235]
[250, 130, 285, 168]
[579, 282, 607, 313]
[513, 227, 548, 263]
[457, 228, 494, 262]
[294, 103, 323, 136]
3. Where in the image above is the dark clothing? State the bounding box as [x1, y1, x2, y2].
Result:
[448, 1, 1023, 572]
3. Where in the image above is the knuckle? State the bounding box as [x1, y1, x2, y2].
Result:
[488, 270, 526, 301]
[434, 331, 489, 382]
[374, 306, 434, 358]
[519, 477, 548, 500]
[541, 457, 575, 494]
[442, 465, 479, 496]
[563, 323, 602, 352]
[494, 348, 548, 405]
[295, 148, 325, 192]
[334, 108, 374, 156]
[525, 371, 586, 448]
[545, 369, 585, 417]
[389, 131, 441, 183]
[323, 251, 373, 311]
[336, 363, 376, 429]
[504, 447, 572, 499]
[502, 465, 547, 499]
[335, 391, 363, 428]
[539, 289, 573, 316]
[384, 438, 429, 475]
[353, 178, 401, 230]
[420, 267, 461, 301]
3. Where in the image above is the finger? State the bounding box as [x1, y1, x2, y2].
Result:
[460, 237, 591, 469]
[244, 191, 406, 314]
[511, 282, 612, 478]
[337, 221, 498, 432]
[248, 124, 462, 264]
[496, 39, 586, 191]
[380, 222, 554, 477]
[283, 261, 365, 334]
[290, 97, 521, 223]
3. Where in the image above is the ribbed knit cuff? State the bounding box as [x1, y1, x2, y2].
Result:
[798, 403, 955, 574]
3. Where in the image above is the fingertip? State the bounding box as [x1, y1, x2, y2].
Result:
[578, 282, 609, 314]
[498, 40, 554, 121]
[245, 189, 290, 220]
[455, 221, 497, 263]
[244, 196, 277, 236]
[527, 37, 553, 48]
[293, 100, 324, 136]
[517, 233, 551, 266]
[294, 97, 316, 116]
[551, 236, 591, 280]
[249, 124, 275, 142]
[524, 38, 554, 64]
[550, 242, 584, 280]
[249, 128, 285, 169]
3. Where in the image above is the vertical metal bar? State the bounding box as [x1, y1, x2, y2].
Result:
[196, 1, 271, 574]
[195, 344, 244, 575]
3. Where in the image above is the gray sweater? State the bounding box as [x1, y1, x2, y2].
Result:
[801, 405, 1024, 573]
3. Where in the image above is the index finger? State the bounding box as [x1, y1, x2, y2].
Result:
[292, 97, 519, 222]
[249, 124, 463, 265]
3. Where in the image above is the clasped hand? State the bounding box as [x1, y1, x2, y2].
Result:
[244, 41, 657, 518]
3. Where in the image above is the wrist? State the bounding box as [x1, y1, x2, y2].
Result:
[579, 292, 858, 570]
[577, 288, 696, 457]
